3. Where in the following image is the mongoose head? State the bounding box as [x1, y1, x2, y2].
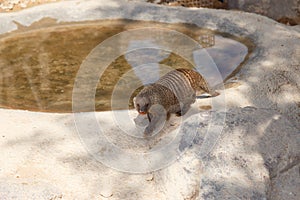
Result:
[133, 96, 150, 115]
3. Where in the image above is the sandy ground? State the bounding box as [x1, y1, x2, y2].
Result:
[0, 108, 161, 199]
[0, 100, 211, 199]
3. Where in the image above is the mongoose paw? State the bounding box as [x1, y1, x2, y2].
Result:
[144, 126, 154, 136]
[175, 111, 182, 117]
[175, 105, 190, 117]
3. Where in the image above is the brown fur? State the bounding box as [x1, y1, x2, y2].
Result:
[134, 68, 217, 135]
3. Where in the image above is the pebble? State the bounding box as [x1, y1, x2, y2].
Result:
[20, 3, 27, 8]
[11, 0, 20, 4]
[1, 4, 14, 10]
[145, 173, 154, 181]
[100, 189, 113, 198]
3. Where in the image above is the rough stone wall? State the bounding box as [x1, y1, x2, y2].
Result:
[145, 0, 300, 25]
[2, 0, 299, 24]
[228, 0, 300, 25]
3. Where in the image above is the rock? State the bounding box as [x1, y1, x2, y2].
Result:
[141, 0, 300, 25]
[20, 3, 28, 8]
[100, 190, 113, 198]
[145, 173, 154, 181]
[155, 107, 299, 199]
[228, 0, 300, 25]
[0, 0, 299, 200]
[196, 107, 299, 199]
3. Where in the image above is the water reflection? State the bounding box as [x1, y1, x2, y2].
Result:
[123, 34, 247, 89]
[125, 40, 170, 84]
[193, 35, 248, 87]
[205, 35, 248, 80]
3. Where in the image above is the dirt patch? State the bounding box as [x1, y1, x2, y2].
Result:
[0, 0, 60, 12]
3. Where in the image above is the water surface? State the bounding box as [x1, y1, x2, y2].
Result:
[0, 19, 253, 112]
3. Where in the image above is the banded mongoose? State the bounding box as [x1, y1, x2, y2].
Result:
[134, 68, 218, 135]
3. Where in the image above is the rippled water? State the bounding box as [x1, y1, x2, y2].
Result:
[0, 19, 253, 112]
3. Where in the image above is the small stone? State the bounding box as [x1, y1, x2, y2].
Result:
[100, 189, 113, 198]
[11, 0, 20, 4]
[2, 4, 14, 10]
[146, 173, 154, 181]
[20, 3, 27, 8]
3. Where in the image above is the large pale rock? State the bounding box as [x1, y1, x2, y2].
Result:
[0, 0, 299, 199]
[197, 107, 299, 199]
[155, 107, 299, 200]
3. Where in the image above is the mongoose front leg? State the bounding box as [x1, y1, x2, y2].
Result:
[144, 115, 160, 135]
[147, 112, 152, 122]
[175, 93, 195, 117]
[144, 104, 167, 136]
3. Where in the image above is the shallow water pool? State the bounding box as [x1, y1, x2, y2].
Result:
[0, 19, 253, 112]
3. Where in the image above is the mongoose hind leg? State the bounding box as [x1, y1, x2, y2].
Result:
[176, 93, 195, 117]
[175, 103, 191, 117]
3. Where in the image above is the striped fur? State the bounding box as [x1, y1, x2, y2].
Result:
[134, 68, 216, 135]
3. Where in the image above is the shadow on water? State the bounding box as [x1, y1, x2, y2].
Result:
[0, 18, 254, 113]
